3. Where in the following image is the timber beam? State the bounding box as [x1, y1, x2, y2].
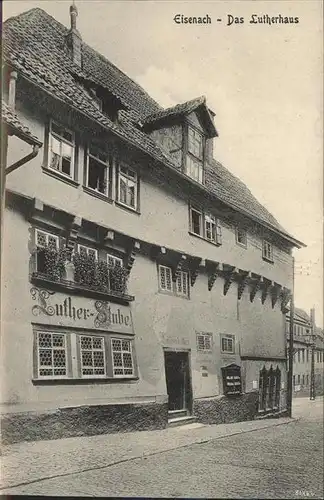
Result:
[208, 262, 223, 291]
[126, 240, 141, 274]
[250, 276, 263, 303]
[238, 271, 251, 300]
[223, 266, 238, 296]
[172, 254, 187, 282]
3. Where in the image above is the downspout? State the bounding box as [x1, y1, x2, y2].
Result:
[5, 144, 40, 175]
[287, 256, 295, 417]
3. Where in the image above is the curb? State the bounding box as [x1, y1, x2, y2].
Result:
[1, 417, 298, 491]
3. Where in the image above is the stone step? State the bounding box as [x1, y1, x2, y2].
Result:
[168, 415, 197, 428]
[168, 409, 188, 419]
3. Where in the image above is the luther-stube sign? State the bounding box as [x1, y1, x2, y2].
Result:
[30, 286, 133, 334]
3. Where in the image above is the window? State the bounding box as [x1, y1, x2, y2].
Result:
[35, 229, 59, 273]
[221, 334, 235, 354]
[189, 206, 222, 245]
[188, 126, 203, 159]
[302, 374, 305, 385]
[118, 165, 138, 209]
[262, 240, 273, 262]
[186, 156, 203, 184]
[34, 330, 136, 381]
[111, 338, 134, 377]
[306, 374, 309, 386]
[306, 349, 309, 363]
[86, 145, 111, 197]
[297, 374, 300, 384]
[302, 349, 305, 363]
[79, 335, 106, 377]
[297, 349, 301, 362]
[49, 122, 74, 177]
[158, 265, 189, 297]
[159, 265, 173, 292]
[77, 244, 98, 261]
[236, 227, 247, 247]
[293, 375, 296, 386]
[36, 331, 67, 378]
[197, 333, 212, 351]
[176, 271, 189, 297]
[107, 254, 123, 268]
[258, 366, 281, 412]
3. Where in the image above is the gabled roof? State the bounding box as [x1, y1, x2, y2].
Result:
[2, 100, 42, 146]
[3, 7, 304, 247]
[143, 96, 218, 138]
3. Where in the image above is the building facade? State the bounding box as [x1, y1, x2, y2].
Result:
[1, 6, 304, 444]
[286, 309, 324, 397]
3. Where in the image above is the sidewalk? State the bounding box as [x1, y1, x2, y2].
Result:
[1, 416, 296, 490]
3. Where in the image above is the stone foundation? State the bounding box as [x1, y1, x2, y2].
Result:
[1, 402, 168, 445]
[193, 392, 259, 424]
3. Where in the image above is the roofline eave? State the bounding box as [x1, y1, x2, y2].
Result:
[13, 67, 305, 249]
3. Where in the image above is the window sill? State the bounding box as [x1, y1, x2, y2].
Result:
[158, 289, 190, 300]
[221, 351, 235, 355]
[82, 186, 113, 204]
[236, 241, 247, 249]
[32, 376, 139, 385]
[42, 167, 79, 187]
[188, 231, 221, 247]
[115, 200, 141, 215]
[30, 272, 135, 304]
[262, 256, 274, 264]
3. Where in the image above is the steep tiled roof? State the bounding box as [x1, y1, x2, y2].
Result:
[2, 100, 42, 146]
[3, 8, 302, 246]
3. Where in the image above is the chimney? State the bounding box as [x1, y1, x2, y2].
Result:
[66, 2, 82, 67]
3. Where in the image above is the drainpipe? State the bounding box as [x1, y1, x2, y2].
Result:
[287, 256, 295, 417]
[5, 145, 40, 175]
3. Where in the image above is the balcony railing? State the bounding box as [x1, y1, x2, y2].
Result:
[31, 246, 133, 301]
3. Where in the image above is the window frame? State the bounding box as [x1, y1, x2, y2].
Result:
[158, 264, 173, 293]
[85, 145, 111, 198]
[35, 229, 60, 273]
[33, 328, 137, 382]
[158, 264, 190, 298]
[196, 333, 212, 352]
[220, 334, 235, 354]
[262, 239, 274, 263]
[117, 164, 138, 211]
[107, 254, 123, 268]
[35, 331, 69, 380]
[185, 124, 205, 185]
[77, 244, 98, 261]
[236, 227, 247, 248]
[189, 205, 222, 246]
[111, 337, 134, 378]
[48, 120, 75, 179]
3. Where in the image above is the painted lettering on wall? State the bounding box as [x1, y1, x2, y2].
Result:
[30, 287, 133, 333]
[162, 335, 189, 346]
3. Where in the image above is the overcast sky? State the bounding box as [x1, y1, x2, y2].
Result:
[4, 0, 323, 326]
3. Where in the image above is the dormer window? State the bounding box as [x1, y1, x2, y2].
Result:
[185, 125, 204, 184]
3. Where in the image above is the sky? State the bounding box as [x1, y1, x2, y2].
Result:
[3, 0, 323, 326]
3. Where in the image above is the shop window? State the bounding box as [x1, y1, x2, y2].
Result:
[189, 205, 222, 245]
[117, 165, 138, 210]
[258, 365, 281, 412]
[236, 227, 247, 247]
[79, 335, 106, 377]
[197, 333, 212, 351]
[34, 330, 136, 381]
[221, 334, 235, 354]
[36, 331, 67, 378]
[262, 240, 274, 262]
[86, 145, 111, 198]
[48, 121, 75, 177]
[111, 338, 134, 377]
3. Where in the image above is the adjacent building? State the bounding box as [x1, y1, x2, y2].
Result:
[1, 6, 305, 444]
[286, 308, 324, 397]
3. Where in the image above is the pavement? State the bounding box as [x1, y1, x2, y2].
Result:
[1, 397, 322, 496]
[1, 414, 296, 491]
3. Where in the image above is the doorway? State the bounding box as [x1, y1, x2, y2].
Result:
[164, 350, 192, 413]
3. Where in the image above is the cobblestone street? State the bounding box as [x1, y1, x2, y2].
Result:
[1, 398, 323, 498]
